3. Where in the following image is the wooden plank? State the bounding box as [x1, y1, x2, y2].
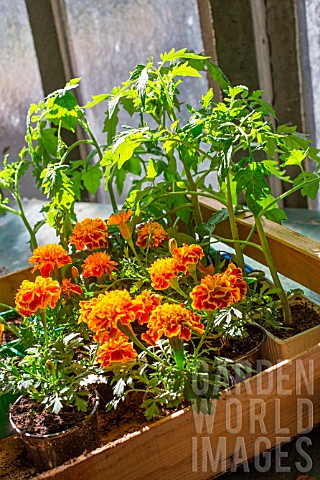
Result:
[0, 267, 35, 311]
[199, 197, 320, 294]
[30, 343, 320, 480]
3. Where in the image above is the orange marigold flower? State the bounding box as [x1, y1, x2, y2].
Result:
[148, 257, 179, 290]
[29, 244, 72, 277]
[190, 263, 247, 311]
[82, 252, 118, 279]
[15, 276, 61, 317]
[134, 290, 162, 324]
[60, 278, 83, 299]
[107, 210, 134, 240]
[135, 221, 170, 250]
[172, 243, 204, 273]
[0, 324, 4, 342]
[69, 218, 109, 251]
[78, 289, 143, 335]
[96, 331, 137, 367]
[141, 303, 204, 346]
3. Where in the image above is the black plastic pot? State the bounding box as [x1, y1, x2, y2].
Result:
[9, 393, 100, 473]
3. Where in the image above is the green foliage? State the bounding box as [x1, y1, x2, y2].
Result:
[0, 318, 106, 414]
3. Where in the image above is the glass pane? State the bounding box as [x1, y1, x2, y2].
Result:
[64, 0, 208, 200]
[0, 0, 44, 198]
[304, 0, 320, 209]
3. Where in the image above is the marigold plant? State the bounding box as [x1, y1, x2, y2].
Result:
[148, 257, 179, 290]
[190, 263, 247, 312]
[82, 252, 118, 279]
[60, 278, 83, 299]
[15, 276, 61, 317]
[29, 244, 72, 277]
[107, 209, 133, 240]
[172, 243, 204, 271]
[69, 217, 109, 250]
[135, 220, 170, 250]
[141, 303, 204, 345]
[134, 290, 163, 324]
[96, 331, 137, 367]
[79, 290, 143, 336]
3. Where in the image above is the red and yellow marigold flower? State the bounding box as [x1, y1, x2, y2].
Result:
[135, 221, 170, 250]
[15, 276, 61, 317]
[60, 278, 83, 300]
[82, 252, 118, 279]
[0, 324, 4, 342]
[96, 331, 137, 367]
[172, 243, 204, 273]
[134, 290, 162, 324]
[69, 218, 109, 250]
[141, 303, 204, 345]
[107, 209, 134, 240]
[190, 263, 247, 312]
[78, 289, 143, 336]
[29, 244, 72, 277]
[148, 257, 179, 290]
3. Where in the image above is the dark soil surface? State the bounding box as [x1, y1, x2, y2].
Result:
[268, 299, 320, 339]
[203, 325, 266, 361]
[9, 394, 97, 436]
[219, 327, 265, 359]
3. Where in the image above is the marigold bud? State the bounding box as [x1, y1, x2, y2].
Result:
[71, 266, 79, 279]
[119, 223, 132, 240]
[45, 360, 55, 373]
[168, 238, 178, 254]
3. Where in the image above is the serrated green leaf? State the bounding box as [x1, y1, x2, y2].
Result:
[202, 88, 214, 109]
[146, 158, 158, 180]
[160, 48, 207, 63]
[81, 165, 103, 194]
[75, 395, 88, 412]
[144, 400, 160, 421]
[124, 157, 142, 176]
[103, 103, 119, 146]
[40, 128, 58, 156]
[264, 207, 287, 224]
[113, 134, 144, 169]
[171, 62, 202, 78]
[83, 93, 110, 109]
[52, 395, 63, 414]
[205, 59, 230, 90]
[136, 67, 148, 108]
[115, 168, 126, 195]
[284, 149, 307, 166]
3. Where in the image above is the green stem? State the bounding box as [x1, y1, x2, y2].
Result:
[154, 68, 177, 122]
[210, 236, 263, 252]
[243, 223, 257, 249]
[181, 160, 203, 226]
[79, 115, 118, 212]
[226, 174, 245, 272]
[127, 238, 144, 267]
[255, 216, 291, 325]
[59, 139, 96, 165]
[195, 311, 214, 355]
[258, 174, 320, 220]
[169, 336, 184, 369]
[14, 163, 38, 251]
[40, 309, 49, 349]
